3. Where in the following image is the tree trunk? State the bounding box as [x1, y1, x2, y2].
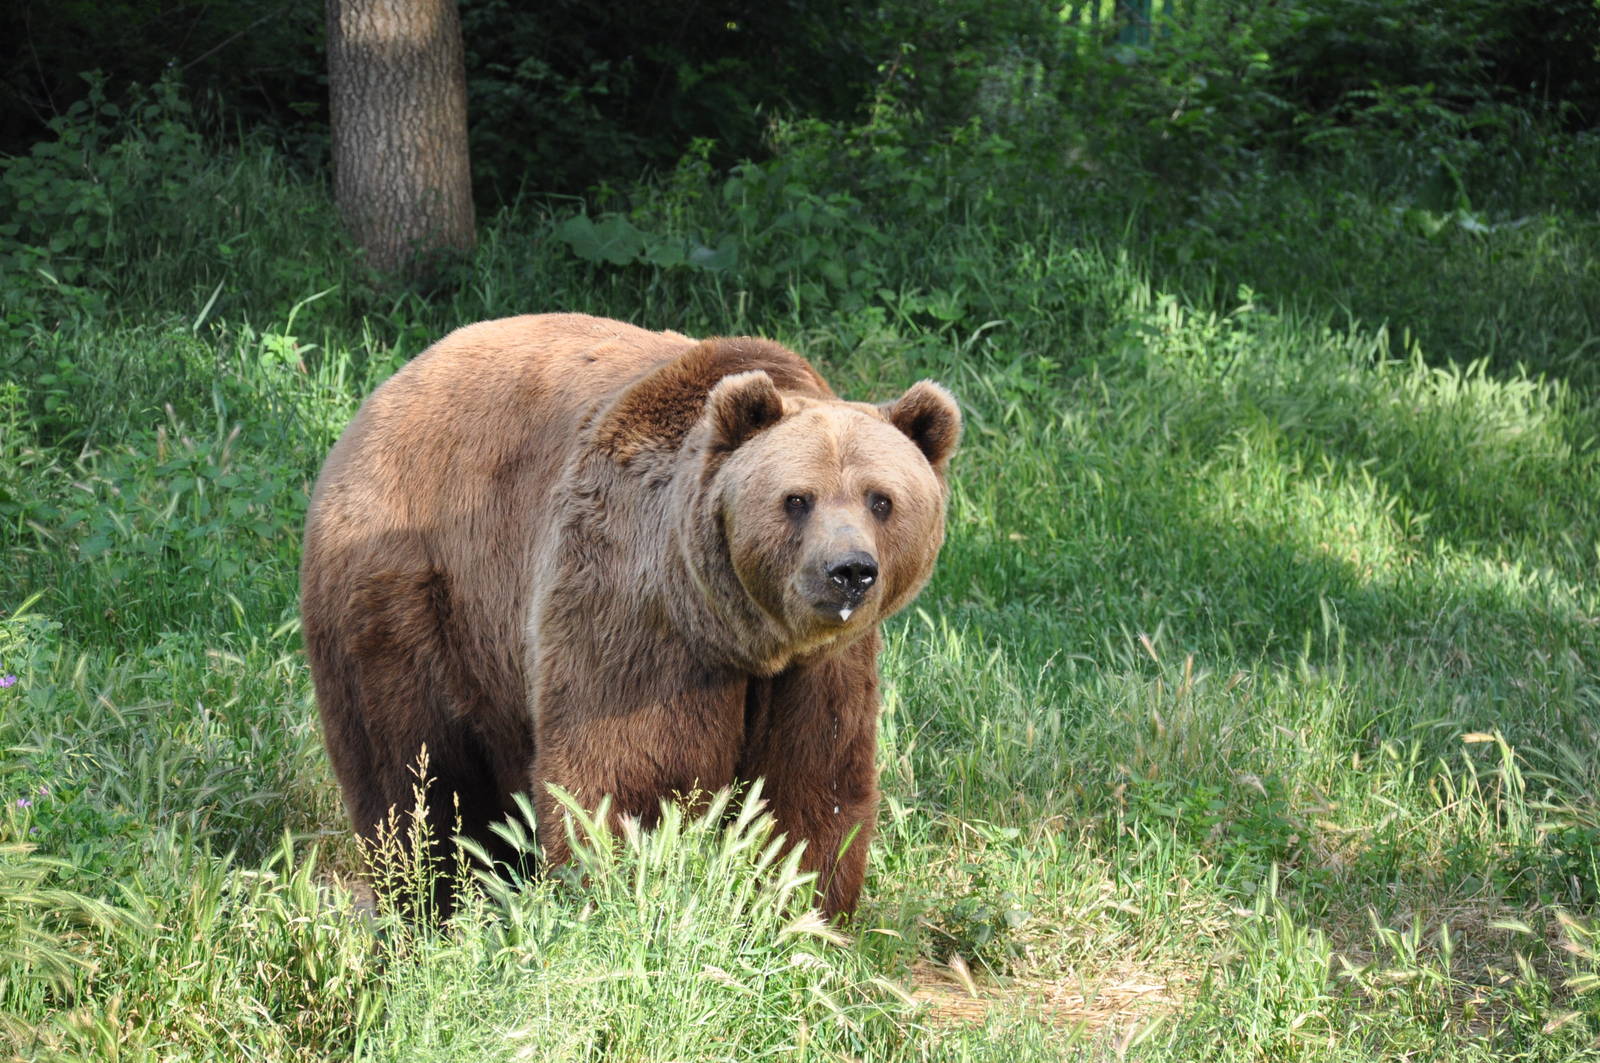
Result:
[327, 0, 475, 277]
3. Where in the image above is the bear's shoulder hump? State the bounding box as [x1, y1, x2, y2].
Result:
[594, 337, 831, 463]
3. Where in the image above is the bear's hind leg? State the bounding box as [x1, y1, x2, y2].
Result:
[311, 562, 529, 916]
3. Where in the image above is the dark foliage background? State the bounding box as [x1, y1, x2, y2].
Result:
[7, 0, 1592, 202]
[0, 0, 323, 152]
[3, 0, 1597, 383]
[5, 0, 1039, 195]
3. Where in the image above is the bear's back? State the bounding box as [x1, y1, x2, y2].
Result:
[301, 315, 699, 727]
[318, 314, 692, 519]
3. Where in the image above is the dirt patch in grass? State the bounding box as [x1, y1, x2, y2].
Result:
[909, 957, 1192, 1037]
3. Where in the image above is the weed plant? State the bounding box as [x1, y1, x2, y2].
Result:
[2, 65, 1599, 1060]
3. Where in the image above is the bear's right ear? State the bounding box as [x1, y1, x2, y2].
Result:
[706, 370, 785, 452]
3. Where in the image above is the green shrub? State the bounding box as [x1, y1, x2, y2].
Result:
[0, 72, 351, 335]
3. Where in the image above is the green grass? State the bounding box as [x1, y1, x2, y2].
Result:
[3, 96, 1600, 1061]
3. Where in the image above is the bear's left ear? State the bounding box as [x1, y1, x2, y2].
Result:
[707, 370, 785, 452]
[882, 381, 962, 472]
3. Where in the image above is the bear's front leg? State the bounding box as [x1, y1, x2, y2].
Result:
[530, 642, 747, 869]
[739, 632, 882, 919]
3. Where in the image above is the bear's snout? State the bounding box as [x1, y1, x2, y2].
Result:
[803, 549, 879, 623]
[826, 551, 879, 599]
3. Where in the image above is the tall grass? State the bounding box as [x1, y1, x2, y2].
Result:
[2, 85, 1598, 1060]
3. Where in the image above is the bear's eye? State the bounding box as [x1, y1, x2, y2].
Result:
[784, 494, 812, 516]
[869, 493, 893, 520]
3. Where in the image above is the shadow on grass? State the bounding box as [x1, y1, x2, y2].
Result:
[1109, 174, 1600, 392]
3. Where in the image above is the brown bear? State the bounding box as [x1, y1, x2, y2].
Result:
[300, 313, 959, 917]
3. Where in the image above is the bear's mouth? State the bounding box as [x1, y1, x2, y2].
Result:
[806, 592, 871, 628]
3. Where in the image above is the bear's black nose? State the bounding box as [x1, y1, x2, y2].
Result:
[826, 552, 879, 597]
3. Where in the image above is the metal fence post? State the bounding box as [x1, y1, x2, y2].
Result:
[1117, 0, 1153, 45]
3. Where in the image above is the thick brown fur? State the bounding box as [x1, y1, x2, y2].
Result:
[301, 313, 960, 917]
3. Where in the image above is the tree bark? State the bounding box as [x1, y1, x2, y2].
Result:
[327, 0, 475, 277]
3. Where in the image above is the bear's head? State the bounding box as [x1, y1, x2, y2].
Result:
[694, 369, 961, 669]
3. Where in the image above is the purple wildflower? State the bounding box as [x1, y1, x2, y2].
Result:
[0, 675, 15, 688]
[15, 798, 30, 809]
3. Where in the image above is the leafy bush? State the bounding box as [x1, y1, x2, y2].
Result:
[0, 0, 325, 158]
[0, 73, 352, 335]
[461, 0, 903, 197]
[1268, 0, 1600, 132]
[0, 74, 205, 330]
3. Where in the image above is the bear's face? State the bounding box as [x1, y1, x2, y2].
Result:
[703, 373, 960, 658]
